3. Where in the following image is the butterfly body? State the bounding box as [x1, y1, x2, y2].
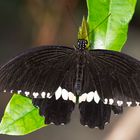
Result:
[1, 39, 140, 129]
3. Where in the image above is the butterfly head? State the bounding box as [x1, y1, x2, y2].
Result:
[77, 39, 88, 51]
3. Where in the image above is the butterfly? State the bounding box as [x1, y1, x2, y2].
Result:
[0, 39, 140, 129]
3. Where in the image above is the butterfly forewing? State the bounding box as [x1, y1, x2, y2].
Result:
[0, 45, 76, 99]
[87, 49, 140, 106]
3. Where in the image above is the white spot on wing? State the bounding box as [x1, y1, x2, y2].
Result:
[104, 98, 108, 104]
[62, 89, 69, 100]
[68, 92, 73, 101]
[47, 93, 52, 98]
[3, 90, 6, 93]
[10, 90, 13, 93]
[127, 101, 132, 107]
[93, 91, 100, 103]
[55, 87, 62, 100]
[25, 91, 30, 97]
[87, 91, 94, 102]
[61, 123, 65, 125]
[136, 101, 140, 106]
[109, 98, 114, 105]
[79, 91, 100, 104]
[79, 93, 87, 103]
[72, 96, 76, 103]
[17, 90, 22, 94]
[69, 92, 76, 103]
[41, 92, 46, 98]
[33, 92, 39, 98]
[105, 122, 109, 125]
[117, 100, 123, 106]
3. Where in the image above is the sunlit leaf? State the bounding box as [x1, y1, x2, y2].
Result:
[0, 94, 46, 135]
[87, 0, 137, 51]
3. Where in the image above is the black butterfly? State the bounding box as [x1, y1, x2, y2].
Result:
[0, 39, 140, 129]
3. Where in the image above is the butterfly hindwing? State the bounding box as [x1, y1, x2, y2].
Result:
[32, 97, 75, 125]
[79, 101, 111, 129]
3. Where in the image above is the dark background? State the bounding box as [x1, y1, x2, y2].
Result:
[0, 0, 140, 140]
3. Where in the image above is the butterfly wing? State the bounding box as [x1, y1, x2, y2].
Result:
[32, 62, 77, 125]
[87, 49, 140, 106]
[0, 45, 78, 125]
[32, 97, 75, 125]
[32, 54, 78, 125]
[0, 45, 76, 98]
[78, 63, 111, 129]
[78, 58, 123, 129]
[78, 49, 138, 129]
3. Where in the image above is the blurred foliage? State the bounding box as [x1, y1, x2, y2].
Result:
[0, 0, 139, 47]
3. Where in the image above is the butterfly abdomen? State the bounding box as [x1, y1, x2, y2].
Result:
[74, 56, 85, 95]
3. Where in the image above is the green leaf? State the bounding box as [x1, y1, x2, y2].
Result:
[87, 0, 137, 51]
[0, 94, 46, 135]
